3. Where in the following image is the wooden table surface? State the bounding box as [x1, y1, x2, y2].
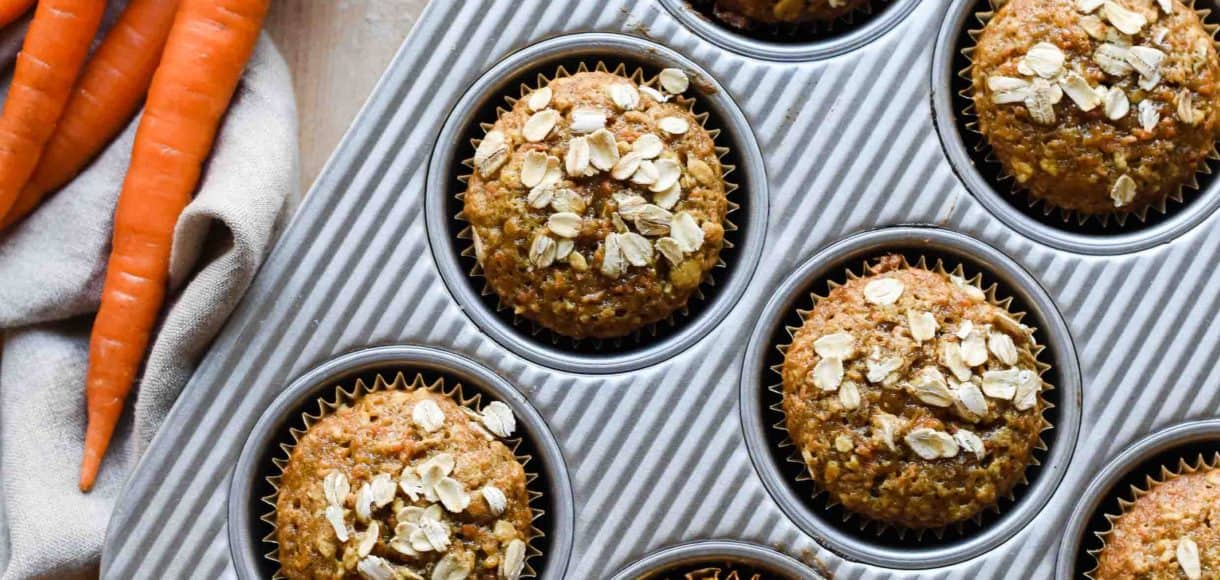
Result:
[266, 0, 429, 194]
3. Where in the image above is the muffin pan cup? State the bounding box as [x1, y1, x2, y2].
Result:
[425, 32, 768, 374]
[932, 0, 1220, 253]
[657, 0, 921, 61]
[100, 1, 1220, 578]
[451, 59, 742, 358]
[740, 226, 1082, 569]
[608, 539, 819, 579]
[226, 346, 574, 580]
[1056, 419, 1220, 579]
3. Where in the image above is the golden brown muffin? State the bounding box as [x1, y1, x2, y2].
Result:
[275, 389, 532, 580]
[703, 0, 870, 26]
[780, 256, 1046, 529]
[463, 70, 727, 339]
[1095, 466, 1220, 580]
[971, 0, 1220, 215]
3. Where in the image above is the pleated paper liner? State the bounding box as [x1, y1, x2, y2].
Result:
[642, 562, 788, 580]
[762, 253, 1057, 545]
[452, 60, 743, 353]
[257, 372, 548, 579]
[682, 0, 892, 45]
[953, 0, 1220, 231]
[1074, 449, 1220, 578]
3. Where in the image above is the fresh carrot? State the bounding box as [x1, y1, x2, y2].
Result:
[0, 0, 34, 29]
[0, 0, 106, 222]
[0, 0, 181, 230]
[79, 0, 271, 492]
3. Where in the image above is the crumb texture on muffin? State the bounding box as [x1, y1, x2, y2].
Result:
[463, 69, 728, 339]
[275, 389, 532, 580]
[1095, 466, 1220, 580]
[780, 256, 1046, 529]
[702, 0, 871, 26]
[971, 0, 1220, 215]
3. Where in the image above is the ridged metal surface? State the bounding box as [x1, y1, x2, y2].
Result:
[100, 0, 1220, 578]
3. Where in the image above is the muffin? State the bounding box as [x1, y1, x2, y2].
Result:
[463, 68, 728, 339]
[647, 563, 773, 580]
[274, 388, 532, 579]
[1094, 463, 1220, 579]
[780, 256, 1046, 529]
[971, 0, 1220, 216]
[702, 0, 871, 26]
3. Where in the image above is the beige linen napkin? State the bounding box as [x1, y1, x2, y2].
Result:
[0, 5, 299, 577]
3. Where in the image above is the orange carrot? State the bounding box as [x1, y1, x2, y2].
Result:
[79, 0, 271, 492]
[0, 0, 34, 29]
[0, 0, 105, 222]
[1, 0, 181, 230]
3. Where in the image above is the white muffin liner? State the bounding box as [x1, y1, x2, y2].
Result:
[259, 372, 546, 579]
[454, 60, 740, 348]
[767, 254, 1054, 539]
[1085, 451, 1220, 579]
[958, 0, 1220, 227]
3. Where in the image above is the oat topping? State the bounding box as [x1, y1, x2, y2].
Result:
[474, 131, 509, 178]
[813, 332, 855, 359]
[526, 87, 552, 112]
[325, 505, 349, 542]
[839, 380, 862, 410]
[658, 116, 690, 135]
[952, 380, 990, 421]
[812, 356, 844, 391]
[522, 109, 559, 142]
[863, 277, 904, 305]
[480, 401, 516, 438]
[658, 68, 690, 94]
[356, 555, 395, 580]
[501, 538, 527, 580]
[954, 429, 987, 459]
[569, 108, 607, 134]
[324, 471, 350, 507]
[1111, 173, 1138, 207]
[412, 399, 446, 433]
[482, 485, 508, 516]
[904, 428, 960, 460]
[907, 310, 939, 343]
[605, 83, 639, 111]
[1177, 536, 1203, 579]
[1022, 42, 1066, 78]
[1103, 0, 1147, 34]
[907, 367, 954, 407]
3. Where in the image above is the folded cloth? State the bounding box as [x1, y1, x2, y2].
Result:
[0, 5, 299, 577]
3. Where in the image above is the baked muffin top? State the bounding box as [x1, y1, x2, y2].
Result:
[275, 389, 532, 580]
[704, 0, 871, 26]
[781, 256, 1046, 528]
[972, 0, 1220, 215]
[1095, 466, 1220, 580]
[463, 70, 728, 339]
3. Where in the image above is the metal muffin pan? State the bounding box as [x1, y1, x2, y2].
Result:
[226, 345, 574, 579]
[100, 0, 1220, 578]
[425, 33, 768, 375]
[741, 226, 1081, 569]
[1055, 419, 1220, 579]
[608, 539, 817, 579]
